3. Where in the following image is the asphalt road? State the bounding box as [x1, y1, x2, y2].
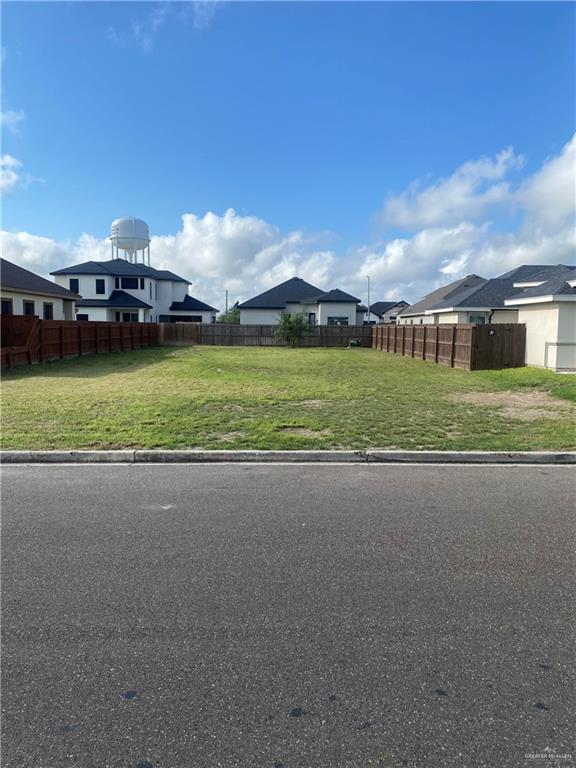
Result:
[1, 464, 575, 768]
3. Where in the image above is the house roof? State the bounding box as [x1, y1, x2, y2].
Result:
[369, 300, 408, 317]
[51, 259, 190, 283]
[169, 295, 218, 312]
[504, 267, 576, 303]
[496, 264, 571, 282]
[76, 290, 152, 309]
[237, 277, 324, 309]
[429, 278, 522, 312]
[1, 258, 80, 300]
[309, 288, 361, 304]
[398, 275, 486, 316]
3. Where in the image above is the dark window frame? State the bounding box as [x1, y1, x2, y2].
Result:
[326, 316, 349, 326]
[69, 278, 79, 293]
[1, 298, 13, 315]
[43, 302, 54, 320]
[76, 314, 89, 321]
[95, 279, 106, 295]
[120, 277, 139, 290]
[23, 300, 36, 316]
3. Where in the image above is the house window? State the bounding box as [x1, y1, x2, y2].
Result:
[140, 278, 145, 290]
[122, 312, 139, 322]
[149, 282, 152, 299]
[23, 300, 35, 316]
[1, 298, 13, 315]
[115, 278, 120, 289]
[69, 278, 79, 293]
[96, 279, 106, 295]
[120, 277, 139, 290]
[76, 314, 89, 321]
[469, 314, 486, 325]
[327, 316, 349, 326]
[155, 284, 158, 300]
[307, 312, 316, 326]
[43, 303, 54, 320]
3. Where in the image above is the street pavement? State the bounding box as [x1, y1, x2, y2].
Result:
[1, 463, 574, 768]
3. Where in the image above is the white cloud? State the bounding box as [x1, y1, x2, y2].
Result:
[1, 109, 25, 134]
[0, 154, 22, 192]
[108, 1, 222, 52]
[382, 147, 524, 230]
[1, 136, 574, 308]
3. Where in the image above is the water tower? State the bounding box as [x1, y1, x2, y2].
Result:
[110, 217, 151, 266]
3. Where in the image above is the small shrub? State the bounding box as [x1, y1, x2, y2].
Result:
[273, 313, 310, 347]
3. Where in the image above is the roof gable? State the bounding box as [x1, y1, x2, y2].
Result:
[398, 275, 485, 316]
[169, 295, 218, 312]
[1, 258, 79, 299]
[51, 259, 190, 283]
[311, 288, 361, 303]
[237, 277, 324, 309]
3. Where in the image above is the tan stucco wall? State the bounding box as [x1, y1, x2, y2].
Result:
[517, 304, 561, 370]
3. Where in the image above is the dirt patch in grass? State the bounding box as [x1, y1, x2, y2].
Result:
[449, 391, 575, 421]
[277, 426, 332, 437]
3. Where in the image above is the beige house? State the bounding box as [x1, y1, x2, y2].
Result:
[504, 268, 576, 372]
[1, 258, 78, 320]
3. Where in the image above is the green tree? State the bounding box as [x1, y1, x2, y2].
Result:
[217, 305, 240, 324]
[273, 312, 310, 347]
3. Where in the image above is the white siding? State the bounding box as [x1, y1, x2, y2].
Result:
[240, 309, 283, 325]
[317, 302, 358, 326]
[0, 290, 71, 320]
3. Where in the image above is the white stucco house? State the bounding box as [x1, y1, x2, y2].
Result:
[51, 259, 217, 323]
[504, 266, 576, 372]
[238, 277, 362, 326]
[1, 258, 79, 320]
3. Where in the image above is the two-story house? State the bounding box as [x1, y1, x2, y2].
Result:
[51, 259, 217, 323]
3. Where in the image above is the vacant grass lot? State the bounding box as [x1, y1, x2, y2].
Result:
[1, 346, 575, 450]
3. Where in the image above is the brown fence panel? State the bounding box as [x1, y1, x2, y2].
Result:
[472, 324, 526, 370]
[1, 318, 159, 370]
[159, 323, 373, 348]
[370, 322, 526, 371]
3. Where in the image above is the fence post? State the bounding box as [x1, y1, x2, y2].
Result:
[411, 327, 415, 358]
[433, 326, 438, 363]
[450, 326, 457, 368]
[78, 323, 82, 356]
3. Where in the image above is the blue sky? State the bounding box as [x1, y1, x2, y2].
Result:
[2, 1, 575, 307]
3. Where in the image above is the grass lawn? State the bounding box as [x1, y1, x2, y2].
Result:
[1, 346, 575, 451]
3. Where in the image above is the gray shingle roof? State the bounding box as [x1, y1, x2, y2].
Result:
[505, 267, 576, 301]
[237, 277, 324, 309]
[398, 275, 486, 316]
[1, 258, 80, 299]
[169, 295, 218, 312]
[76, 290, 152, 309]
[369, 300, 408, 317]
[496, 264, 572, 282]
[51, 259, 190, 283]
[309, 288, 361, 303]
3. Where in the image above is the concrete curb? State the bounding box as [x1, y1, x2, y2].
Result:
[1, 450, 575, 464]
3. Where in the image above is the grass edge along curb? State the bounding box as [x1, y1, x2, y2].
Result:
[1, 450, 575, 464]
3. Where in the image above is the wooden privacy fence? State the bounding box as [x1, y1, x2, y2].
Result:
[1, 315, 159, 370]
[159, 323, 374, 347]
[371, 323, 525, 371]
